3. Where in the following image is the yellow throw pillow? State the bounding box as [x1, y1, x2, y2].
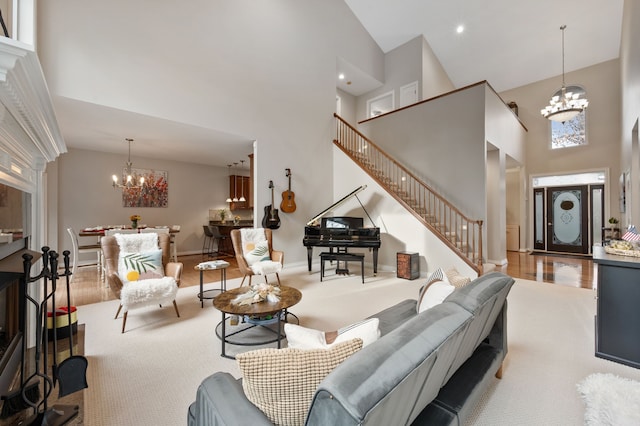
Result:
[236, 339, 363, 426]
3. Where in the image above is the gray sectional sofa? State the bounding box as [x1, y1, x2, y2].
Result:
[188, 271, 515, 425]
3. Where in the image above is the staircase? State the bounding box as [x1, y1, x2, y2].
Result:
[334, 113, 484, 274]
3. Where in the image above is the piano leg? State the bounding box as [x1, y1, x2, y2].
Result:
[307, 247, 313, 272]
[372, 248, 378, 276]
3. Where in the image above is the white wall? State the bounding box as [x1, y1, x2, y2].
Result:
[621, 0, 640, 227]
[37, 0, 386, 265]
[52, 148, 232, 261]
[500, 59, 621, 250]
[421, 37, 455, 100]
[356, 35, 454, 121]
[331, 145, 477, 278]
[358, 84, 488, 220]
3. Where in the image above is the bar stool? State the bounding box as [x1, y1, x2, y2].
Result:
[202, 225, 215, 257]
[209, 226, 232, 257]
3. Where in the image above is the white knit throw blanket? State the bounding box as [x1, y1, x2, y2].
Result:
[114, 233, 158, 253]
[120, 276, 178, 312]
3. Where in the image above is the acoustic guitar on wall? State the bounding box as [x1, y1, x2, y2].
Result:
[262, 180, 281, 229]
[280, 168, 297, 213]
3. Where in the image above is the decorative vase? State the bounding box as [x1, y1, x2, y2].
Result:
[132, 220, 138, 229]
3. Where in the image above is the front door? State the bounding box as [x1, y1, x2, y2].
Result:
[546, 186, 589, 254]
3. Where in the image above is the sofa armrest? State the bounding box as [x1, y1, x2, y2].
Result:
[190, 372, 272, 426]
[486, 299, 508, 356]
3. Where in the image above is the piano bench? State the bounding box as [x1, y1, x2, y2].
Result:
[320, 252, 365, 283]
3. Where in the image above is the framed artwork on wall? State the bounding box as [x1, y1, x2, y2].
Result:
[122, 168, 168, 208]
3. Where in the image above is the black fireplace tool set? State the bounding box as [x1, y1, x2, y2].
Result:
[19, 247, 88, 425]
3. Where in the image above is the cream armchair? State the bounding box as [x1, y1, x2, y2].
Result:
[101, 232, 183, 333]
[230, 228, 283, 286]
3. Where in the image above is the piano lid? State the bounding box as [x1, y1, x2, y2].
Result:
[306, 185, 375, 227]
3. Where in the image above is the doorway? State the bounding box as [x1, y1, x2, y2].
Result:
[532, 171, 606, 254]
[546, 186, 588, 253]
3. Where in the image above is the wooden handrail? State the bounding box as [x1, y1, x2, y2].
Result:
[334, 113, 484, 274]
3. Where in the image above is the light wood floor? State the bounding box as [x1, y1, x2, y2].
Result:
[57, 250, 597, 308]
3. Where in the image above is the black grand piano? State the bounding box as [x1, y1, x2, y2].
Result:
[303, 185, 381, 274]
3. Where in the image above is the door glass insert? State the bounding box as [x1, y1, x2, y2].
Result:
[552, 190, 582, 245]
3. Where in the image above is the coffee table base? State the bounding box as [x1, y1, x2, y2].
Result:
[215, 311, 299, 359]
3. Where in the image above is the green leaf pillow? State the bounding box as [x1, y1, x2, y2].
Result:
[118, 248, 164, 282]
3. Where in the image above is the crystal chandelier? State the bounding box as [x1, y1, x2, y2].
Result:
[111, 138, 145, 189]
[540, 25, 588, 123]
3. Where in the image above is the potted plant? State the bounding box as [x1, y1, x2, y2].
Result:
[130, 214, 141, 229]
[218, 209, 227, 223]
[608, 217, 619, 228]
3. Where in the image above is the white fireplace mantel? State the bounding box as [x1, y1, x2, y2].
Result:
[0, 36, 65, 192]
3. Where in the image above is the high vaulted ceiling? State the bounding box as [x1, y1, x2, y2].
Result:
[344, 0, 624, 93]
[45, 1, 624, 167]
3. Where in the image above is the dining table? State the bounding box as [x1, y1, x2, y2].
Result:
[79, 226, 180, 262]
[78, 226, 180, 237]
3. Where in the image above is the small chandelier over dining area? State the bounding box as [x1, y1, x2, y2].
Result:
[111, 138, 145, 190]
[540, 25, 589, 123]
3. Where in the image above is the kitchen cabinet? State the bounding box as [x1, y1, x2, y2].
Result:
[593, 246, 640, 369]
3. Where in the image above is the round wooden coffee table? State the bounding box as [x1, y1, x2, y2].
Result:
[212, 285, 302, 358]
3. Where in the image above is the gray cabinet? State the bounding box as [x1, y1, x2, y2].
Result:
[593, 246, 640, 369]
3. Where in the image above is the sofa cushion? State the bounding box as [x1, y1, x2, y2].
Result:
[285, 318, 379, 350]
[236, 339, 363, 426]
[417, 268, 453, 313]
[307, 303, 473, 425]
[444, 272, 514, 316]
[417, 279, 455, 313]
[367, 299, 417, 336]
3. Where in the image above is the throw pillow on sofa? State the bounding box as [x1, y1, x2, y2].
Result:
[285, 318, 380, 350]
[445, 267, 472, 288]
[236, 338, 363, 426]
[417, 268, 455, 313]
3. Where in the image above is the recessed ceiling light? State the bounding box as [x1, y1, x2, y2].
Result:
[456, 25, 464, 34]
[338, 73, 345, 80]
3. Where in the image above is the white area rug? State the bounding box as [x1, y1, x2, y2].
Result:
[76, 267, 640, 425]
[577, 373, 640, 425]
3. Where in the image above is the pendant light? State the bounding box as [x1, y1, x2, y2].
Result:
[232, 162, 239, 202]
[111, 138, 145, 189]
[225, 164, 233, 203]
[239, 160, 246, 202]
[540, 25, 589, 123]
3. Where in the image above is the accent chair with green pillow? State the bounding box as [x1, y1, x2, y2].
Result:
[101, 232, 183, 333]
